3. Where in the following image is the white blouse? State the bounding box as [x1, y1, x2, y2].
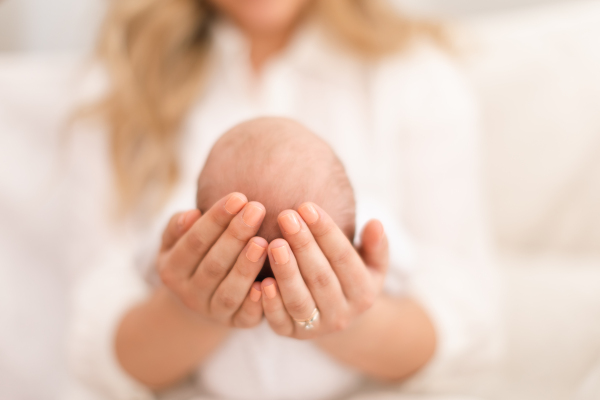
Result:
[66, 19, 501, 400]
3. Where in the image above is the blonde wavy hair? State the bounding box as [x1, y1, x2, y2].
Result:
[92, 0, 445, 213]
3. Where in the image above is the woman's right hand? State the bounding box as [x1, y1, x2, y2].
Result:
[158, 192, 268, 328]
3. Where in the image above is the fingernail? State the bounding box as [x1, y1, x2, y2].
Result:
[250, 286, 262, 302]
[298, 203, 319, 225]
[264, 282, 277, 299]
[225, 194, 246, 214]
[246, 242, 266, 263]
[278, 212, 300, 234]
[271, 246, 289, 265]
[242, 204, 265, 227]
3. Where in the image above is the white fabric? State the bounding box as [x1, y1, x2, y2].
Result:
[63, 19, 499, 400]
[497, 253, 600, 400]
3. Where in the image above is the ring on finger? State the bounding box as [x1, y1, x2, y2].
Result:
[293, 308, 320, 330]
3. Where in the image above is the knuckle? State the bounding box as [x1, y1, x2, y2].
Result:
[225, 225, 250, 246]
[185, 230, 207, 254]
[306, 271, 332, 290]
[208, 209, 230, 230]
[235, 263, 257, 280]
[288, 236, 312, 254]
[270, 319, 291, 336]
[286, 297, 311, 316]
[214, 291, 239, 311]
[329, 246, 353, 267]
[158, 266, 176, 287]
[313, 221, 335, 239]
[234, 312, 259, 329]
[180, 291, 202, 313]
[331, 318, 349, 332]
[201, 259, 225, 280]
[177, 284, 205, 313]
[355, 293, 375, 313]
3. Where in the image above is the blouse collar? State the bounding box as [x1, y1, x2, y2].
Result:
[209, 16, 358, 86]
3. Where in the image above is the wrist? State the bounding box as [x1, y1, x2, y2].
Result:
[116, 286, 230, 390]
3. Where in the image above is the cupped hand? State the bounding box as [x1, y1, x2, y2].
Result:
[260, 202, 389, 339]
[157, 192, 268, 328]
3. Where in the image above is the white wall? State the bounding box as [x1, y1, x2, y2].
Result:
[0, 0, 104, 52]
[0, 0, 568, 52]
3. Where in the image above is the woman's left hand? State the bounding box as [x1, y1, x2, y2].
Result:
[260, 202, 389, 339]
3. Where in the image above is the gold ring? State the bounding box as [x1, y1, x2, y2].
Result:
[293, 308, 320, 330]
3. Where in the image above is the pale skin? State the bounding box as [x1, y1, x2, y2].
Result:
[116, 193, 436, 389]
[115, 0, 436, 390]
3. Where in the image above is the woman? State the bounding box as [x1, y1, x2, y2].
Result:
[68, 0, 500, 399]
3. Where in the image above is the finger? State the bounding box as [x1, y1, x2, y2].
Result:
[297, 203, 371, 300]
[210, 237, 268, 322]
[267, 239, 317, 323]
[190, 202, 266, 307]
[261, 278, 294, 337]
[232, 282, 264, 328]
[163, 193, 247, 284]
[359, 219, 389, 280]
[277, 210, 347, 320]
[161, 209, 201, 251]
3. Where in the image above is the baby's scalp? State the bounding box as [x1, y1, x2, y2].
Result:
[196, 117, 356, 243]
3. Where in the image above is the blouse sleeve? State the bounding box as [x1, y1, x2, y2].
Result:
[375, 45, 503, 391]
[67, 245, 154, 400]
[63, 126, 156, 400]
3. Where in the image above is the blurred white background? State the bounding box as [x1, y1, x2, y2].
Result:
[0, 0, 567, 52]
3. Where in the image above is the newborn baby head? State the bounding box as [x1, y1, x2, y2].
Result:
[196, 118, 356, 246]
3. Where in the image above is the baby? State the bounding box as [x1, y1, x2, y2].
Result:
[196, 117, 356, 278]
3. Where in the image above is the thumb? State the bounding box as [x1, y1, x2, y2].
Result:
[161, 209, 201, 251]
[359, 219, 389, 276]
